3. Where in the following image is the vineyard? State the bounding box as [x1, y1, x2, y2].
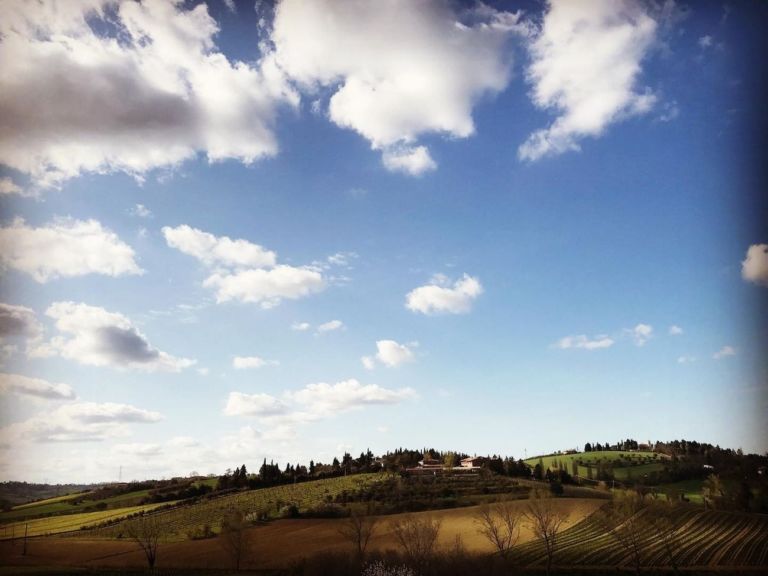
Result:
[525, 451, 667, 481]
[0, 502, 173, 540]
[513, 505, 768, 567]
[80, 473, 387, 540]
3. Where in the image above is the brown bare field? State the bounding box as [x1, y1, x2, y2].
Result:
[0, 499, 603, 571]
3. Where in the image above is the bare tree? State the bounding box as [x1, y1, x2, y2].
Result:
[475, 500, 521, 559]
[125, 513, 163, 570]
[596, 490, 647, 575]
[390, 514, 441, 573]
[220, 509, 249, 570]
[338, 509, 379, 559]
[524, 490, 567, 576]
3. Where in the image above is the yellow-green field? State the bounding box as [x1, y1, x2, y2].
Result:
[10, 492, 87, 510]
[0, 488, 155, 523]
[84, 474, 387, 540]
[0, 502, 173, 539]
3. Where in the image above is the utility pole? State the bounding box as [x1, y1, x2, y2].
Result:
[22, 523, 28, 556]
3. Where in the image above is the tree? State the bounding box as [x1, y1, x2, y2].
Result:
[474, 500, 521, 559]
[220, 509, 249, 570]
[524, 490, 567, 576]
[338, 509, 379, 559]
[702, 473, 724, 509]
[390, 514, 441, 572]
[125, 513, 163, 570]
[596, 490, 647, 575]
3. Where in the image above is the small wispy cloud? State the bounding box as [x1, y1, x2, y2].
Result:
[316, 320, 344, 334]
[628, 324, 653, 347]
[713, 346, 736, 360]
[130, 204, 152, 218]
[232, 356, 278, 370]
[554, 334, 614, 350]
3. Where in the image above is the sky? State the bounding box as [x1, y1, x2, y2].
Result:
[0, 0, 766, 484]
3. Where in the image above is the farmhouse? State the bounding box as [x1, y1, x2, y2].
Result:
[404, 454, 483, 476]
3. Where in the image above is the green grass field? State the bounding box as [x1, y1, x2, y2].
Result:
[0, 502, 174, 539]
[657, 478, 705, 503]
[11, 492, 88, 510]
[0, 488, 154, 523]
[524, 451, 667, 481]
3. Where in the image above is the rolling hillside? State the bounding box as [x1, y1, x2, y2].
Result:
[525, 450, 668, 481]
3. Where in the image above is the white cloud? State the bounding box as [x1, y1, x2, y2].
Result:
[162, 224, 276, 269]
[326, 252, 356, 267]
[39, 301, 195, 372]
[0, 401, 162, 443]
[288, 378, 416, 416]
[0, 177, 32, 197]
[406, 273, 483, 315]
[0, 218, 142, 282]
[131, 204, 152, 219]
[113, 442, 163, 456]
[363, 340, 416, 369]
[167, 436, 200, 449]
[224, 391, 288, 417]
[317, 320, 344, 334]
[0, 0, 298, 188]
[519, 0, 657, 161]
[271, 0, 523, 174]
[381, 146, 437, 176]
[669, 325, 683, 335]
[361, 356, 376, 371]
[555, 334, 614, 350]
[291, 322, 311, 331]
[629, 323, 653, 346]
[224, 378, 415, 432]
[203, 266, 325, 307]
[713, 345, 736, 360]
[741, 244, 768, 287]
[657, 100, 679, 123]
[0, 373, 75, 400]
[0, 302, 42, 343]
[164, 224, 325, 307]
[233, 356, 277, 369]
[698, 35, 713, 49]
[677, 355, 695, 364]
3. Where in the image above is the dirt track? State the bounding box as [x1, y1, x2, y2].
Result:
[0, 499, 604, 571]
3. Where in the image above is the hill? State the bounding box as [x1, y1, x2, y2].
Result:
[525, 450, 668, 482]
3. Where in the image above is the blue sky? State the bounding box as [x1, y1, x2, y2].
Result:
[0, 0, 766, 483]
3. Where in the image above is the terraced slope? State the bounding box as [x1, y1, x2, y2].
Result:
[82, 473, 386, 539]
[513, 506, 768, 567]
[0, 502, 174, 539]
